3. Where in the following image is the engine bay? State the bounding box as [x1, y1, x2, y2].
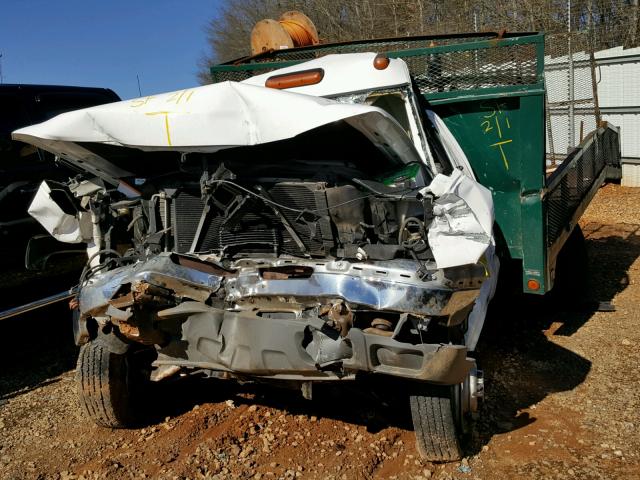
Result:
[81, 120, 438, 271]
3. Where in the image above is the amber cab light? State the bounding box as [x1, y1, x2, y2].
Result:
[527, 279, 541, 291]
[373, 54, 390, 70]
[265, 68, 324, 89]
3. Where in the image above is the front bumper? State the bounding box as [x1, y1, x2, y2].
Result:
[78, 253, 484, 384]
[154, 303, 473, 384]
[79, 254, 484, 320]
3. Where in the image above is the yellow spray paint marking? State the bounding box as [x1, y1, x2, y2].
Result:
[480, 102, 513, 170]
[490, 139, 512, 170]
[130, 96, 155, 108]
[479, 254, 490, 277]
[494, 116, 502, 138]
[166, 90, 185, 104]
[145, 111, 173, 146]
[166, 89, 195, 105]
[482, 102, 505, 118]
[164, 115, 172, 145]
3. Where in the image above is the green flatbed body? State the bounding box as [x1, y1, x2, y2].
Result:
[210, 31, 621, 294]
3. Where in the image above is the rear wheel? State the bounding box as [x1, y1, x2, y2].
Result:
[76, 341, 151, 428]
[551, 225, 589, 300]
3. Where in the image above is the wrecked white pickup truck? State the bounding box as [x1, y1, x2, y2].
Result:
[13, 52, 498, 461]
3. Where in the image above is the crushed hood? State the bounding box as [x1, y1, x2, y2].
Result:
[12, 81, 422, 183]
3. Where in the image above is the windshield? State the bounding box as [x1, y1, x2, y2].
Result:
[330, 86, 438, 173]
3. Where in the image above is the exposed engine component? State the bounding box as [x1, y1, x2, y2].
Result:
[171, 181, 335, 257]
[14, 50, 501, 466]
[155, 162, 433, 267]
[320, 301, 353, 337]
[363, 318, 394, 337]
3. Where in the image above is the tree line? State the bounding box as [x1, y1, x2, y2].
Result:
[198, 0, 640, 83]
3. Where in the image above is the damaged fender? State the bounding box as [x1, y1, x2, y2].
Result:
[421, 169, 493, 270]
[28, 181, 92, 243]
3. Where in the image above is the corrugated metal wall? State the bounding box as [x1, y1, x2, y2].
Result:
[596, 47, 640, 161]
[545, 51, 596, 157]
[545, 46, 640, 162]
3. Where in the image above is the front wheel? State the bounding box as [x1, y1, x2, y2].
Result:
[410, 386, 463, 462]
[410, 364, 483, 462]
[76, 341, 151, 428]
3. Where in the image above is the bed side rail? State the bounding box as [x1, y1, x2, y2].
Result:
[545, 123, 621, 267]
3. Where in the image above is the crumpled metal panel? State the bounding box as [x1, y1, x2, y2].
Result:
[226, 258, 483, 317]
[78, 254, 224, 318]
[227, 268, 452, 316]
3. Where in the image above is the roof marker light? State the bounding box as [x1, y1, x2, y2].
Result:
[373, 54, 390, 70]
[265, 68, 324, 89]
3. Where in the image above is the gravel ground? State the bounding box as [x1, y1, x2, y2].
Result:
[1, 184, 639, 480]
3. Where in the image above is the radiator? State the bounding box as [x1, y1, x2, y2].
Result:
[170, 182, 333, 256]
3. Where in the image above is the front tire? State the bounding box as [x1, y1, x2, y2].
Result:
[410, 385, 463, 462]
[76, 341, 147, 428]
[410, 362, 482, 462]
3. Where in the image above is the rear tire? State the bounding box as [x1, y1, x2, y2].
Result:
[410, 386, 463, 462]
[76, 341, 144, 428]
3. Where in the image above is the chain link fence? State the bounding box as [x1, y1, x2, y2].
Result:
[540, 1, 635, 167]
[545, 31, 602, 166]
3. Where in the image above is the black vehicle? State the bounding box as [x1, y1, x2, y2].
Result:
[0, 84, 120, 265]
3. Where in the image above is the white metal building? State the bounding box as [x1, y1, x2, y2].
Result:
[545, 46, 640, 184]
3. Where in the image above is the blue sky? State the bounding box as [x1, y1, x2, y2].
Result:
[0, 0, 221, 100]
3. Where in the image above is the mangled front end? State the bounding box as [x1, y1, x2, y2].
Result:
[14, 81, 496, 385]
[73, 165, 493, 385]
[79, 258, 485, 384]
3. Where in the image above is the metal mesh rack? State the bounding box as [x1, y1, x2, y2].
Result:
[401, 42, 538, 96]
[210, 32, 543, 100]
[545, 124, 619, 247]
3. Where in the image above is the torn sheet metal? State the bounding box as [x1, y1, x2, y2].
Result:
[425, 110, 475, 178]
[78, 254, 223, 318]
[12, 81, 422, 177]
[225, 258, 470, 317]
[421, 169, 493, 270]
[420, 114, 499, 350]
[28, 181, 92, 243]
